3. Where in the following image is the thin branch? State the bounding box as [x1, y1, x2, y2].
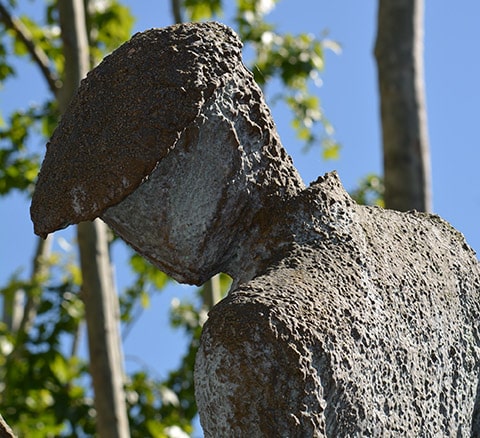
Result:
[19, 235, 52, 332]
[0, 2, 61, 96]
[0, 415, 16, 438]
[10, 235, 52, 359]
[171, 0, 184, 24]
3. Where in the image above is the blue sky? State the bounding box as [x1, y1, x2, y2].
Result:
[1, 1, 479, 430]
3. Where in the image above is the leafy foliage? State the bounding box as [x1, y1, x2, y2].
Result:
[0, 101, 57, 195]
[0, 28, 14, 81]
[184, 0, 222, 21]
[86, 0, 135, 65]
[0, 1, 136, 435]
[180, 0, 340, 158]
[0, 274, 95, 437]
[11, 13, 62, 64]
[120, 251, 169, 335]
[126, 305, 201, 437]
[233, 0, 341, 158]
[350, 174, 384, 207]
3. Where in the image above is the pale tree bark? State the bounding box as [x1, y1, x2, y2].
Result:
[76, 221, 130, 438]
[0, 414, 15, 438]
[202, 275, 222, 309]
[374, 0, 432, 212]
[58, 1, 130, 437]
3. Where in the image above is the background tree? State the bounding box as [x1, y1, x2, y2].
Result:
[375, 0, 431, 212]
[58, 0, 130, 434]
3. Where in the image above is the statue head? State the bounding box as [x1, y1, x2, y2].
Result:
[31, 22, 304, 285]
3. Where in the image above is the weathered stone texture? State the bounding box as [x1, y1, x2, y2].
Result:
[30, 21, 480, 437]
[31, 22, 302, 239]
[102, 64, 303, 285]
[195, 172, 480, 436]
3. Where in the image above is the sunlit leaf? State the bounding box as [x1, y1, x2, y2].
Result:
[140, 290, 150, 309]
[350, 174, 385, 207]
[322, 139, 341, 160]
[50, 354, 69, 384]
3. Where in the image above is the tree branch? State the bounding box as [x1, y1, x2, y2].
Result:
[0, 2, 61, 96]
[17, 235, 52, 337]
[170, 0, 184, 24]
[0, 414, 16, 438]
[8, 235, 52, 363]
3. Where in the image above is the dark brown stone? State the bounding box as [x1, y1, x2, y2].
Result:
[31, 22, 246, 237]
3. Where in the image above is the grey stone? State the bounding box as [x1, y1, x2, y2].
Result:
[30, 21, 480, 436]
[196, 172, 480, 436]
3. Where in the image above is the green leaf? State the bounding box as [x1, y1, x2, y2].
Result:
[350, 174, 385, 207]
[87, 1, 135, 64]
[322, 139, 341, 160]
[129, 253, 168, 290]
[49, 354, 69, 385]
[140, 290, 150, 309]
[146, 420, 167, 437]
[184, 0, 223, 20]
[0, 153, 40, 195]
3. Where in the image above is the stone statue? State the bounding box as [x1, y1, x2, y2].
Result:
[31, 22, 480, 436]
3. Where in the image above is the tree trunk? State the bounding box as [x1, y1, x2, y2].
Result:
[374, 0, 432, 212]
[77, 221, 130, 438]
[58, 1, 130, 437]
[0, 414, 15, 438]
[202, 274, 222, 309]
[170, 0, 183, 24]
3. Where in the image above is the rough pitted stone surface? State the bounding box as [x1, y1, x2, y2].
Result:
[195, 172, 480, 436]
[101, 59, 303, 285]
[31, 22, 301, 238]
[30, 21, 480, 437]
